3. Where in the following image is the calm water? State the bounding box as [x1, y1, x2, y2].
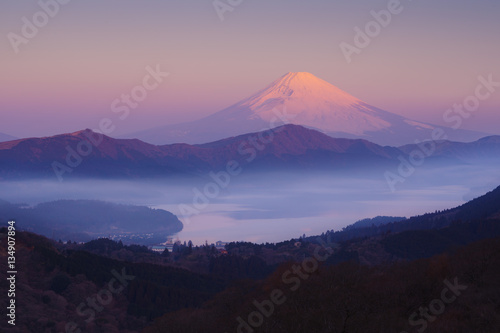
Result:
[2, 164, 499, 245]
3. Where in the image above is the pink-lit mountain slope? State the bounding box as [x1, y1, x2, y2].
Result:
[0, 125, 401, 179]
[0, 125, 497, 180]
[125, 72, 486, 145]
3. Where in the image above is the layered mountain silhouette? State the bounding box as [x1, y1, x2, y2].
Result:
[0, 132, 16, 143]
[125, 72, 486, 145]
[307, 184, 500, 248]
[0, 125, 498, 180]
[400, 135, 500, 162]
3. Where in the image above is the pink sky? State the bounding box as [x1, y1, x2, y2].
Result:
[1, 0, 499, 138]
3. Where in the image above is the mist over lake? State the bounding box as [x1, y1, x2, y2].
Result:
[2, 163, 498, 245]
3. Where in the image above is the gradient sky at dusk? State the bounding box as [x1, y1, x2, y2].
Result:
[1, 0, 499, 138]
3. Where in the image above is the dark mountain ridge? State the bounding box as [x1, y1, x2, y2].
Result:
[1, 125, 498, 180]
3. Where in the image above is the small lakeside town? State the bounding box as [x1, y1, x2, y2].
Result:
[150, 238, 229, 255]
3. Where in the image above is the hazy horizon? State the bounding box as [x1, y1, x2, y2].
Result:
[2, 163, 498, 245]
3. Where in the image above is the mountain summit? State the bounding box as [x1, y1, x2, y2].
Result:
[126, 72, 486, 145]
[234, 72, 396, 137]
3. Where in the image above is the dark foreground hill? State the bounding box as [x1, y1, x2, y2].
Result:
[0, 186, 499, 332]
[144, 237, 500, 333]
[0, 231, 225, 333]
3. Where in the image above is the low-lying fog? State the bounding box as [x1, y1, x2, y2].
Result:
[1, 164, 499, 245]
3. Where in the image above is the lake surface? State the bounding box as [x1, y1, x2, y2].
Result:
[2, 164, 499, 245]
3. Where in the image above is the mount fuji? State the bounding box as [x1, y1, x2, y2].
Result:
[126, 72, 486, 145]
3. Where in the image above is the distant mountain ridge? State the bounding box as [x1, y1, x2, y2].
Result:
[124, 72, 487, 145]
[344, 216, 407, 230]
[0, 132, 16, 142]
[400, 135, 500, 162]
[0, 125, 498, 180]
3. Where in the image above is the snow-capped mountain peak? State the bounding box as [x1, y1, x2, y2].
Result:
[243, 72, 362, 108]
[234, 72, 391, 136]
[124, 72, 487, 145]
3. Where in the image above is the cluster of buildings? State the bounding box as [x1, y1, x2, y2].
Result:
[215, 241, 229, 255]
[150, 237, 177, 253]
[149, 239, 229, 254]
